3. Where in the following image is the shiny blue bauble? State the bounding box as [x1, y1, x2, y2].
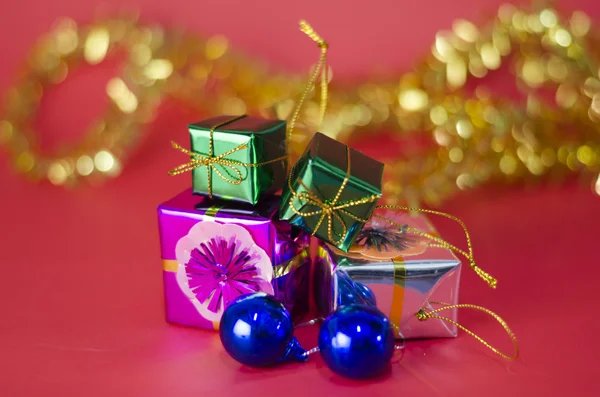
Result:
[337, 273, 377, 308]
[319, 304, 395, 379]
[354, 282, 377, 307]
[337, 274, 363, 307]
[219, 293, 307, 367]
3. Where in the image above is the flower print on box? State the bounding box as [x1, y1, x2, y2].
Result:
[175, 221, 274, 323]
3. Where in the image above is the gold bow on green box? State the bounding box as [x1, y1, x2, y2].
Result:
[280, 132, 383, 252]
[169, 115, 288, 205]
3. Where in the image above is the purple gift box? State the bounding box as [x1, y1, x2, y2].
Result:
[158, 189, 310, 330]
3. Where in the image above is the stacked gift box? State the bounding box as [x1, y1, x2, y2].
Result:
[157, 114, 463, 338]
[158, 115, 311, 329]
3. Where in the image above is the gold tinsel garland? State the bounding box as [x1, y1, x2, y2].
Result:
[1, 4, 599, 206]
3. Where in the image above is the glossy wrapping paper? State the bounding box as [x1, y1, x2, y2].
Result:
[280, 132, 384, 252]
[313, 212, 461, 339]
[189, 116, 287, 204]
[157, 188, 310, 330]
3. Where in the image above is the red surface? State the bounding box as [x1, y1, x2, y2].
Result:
[2, 0, 600, 396]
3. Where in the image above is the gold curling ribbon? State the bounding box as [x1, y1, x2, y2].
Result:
[287, 20, 328, 156]
[172, 20, 325, 189]
[374, 205, 497, 288]
[286, 21, 379, 245]
[288, 22, 497, 285]
[416, 302, 519, 360]
[289, 23, 510, 361]
[168, 114, 287, 198]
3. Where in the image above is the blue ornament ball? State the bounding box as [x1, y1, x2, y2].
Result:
[354, 282, 377, 307]
[337, 274, 363, 307]
[319, 304, 395, 379]
[337, 273, 377, 308]
[219, 293, 306, 367]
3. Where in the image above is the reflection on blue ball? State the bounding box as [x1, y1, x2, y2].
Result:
[219, 293, 306, 367]
[354, 282, 377, 307]
[336, 272, 377, 308]
[319, 304, 395, 379]
[337, 274, 363, 307]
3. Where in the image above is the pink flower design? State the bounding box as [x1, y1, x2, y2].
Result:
[175, 221, 273, 322]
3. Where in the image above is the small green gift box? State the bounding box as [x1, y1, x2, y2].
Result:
[169, 115, 288, 205]
[280, 132, 384, 251]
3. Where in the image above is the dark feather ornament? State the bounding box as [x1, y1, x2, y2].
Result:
[355, 223, 414, 252]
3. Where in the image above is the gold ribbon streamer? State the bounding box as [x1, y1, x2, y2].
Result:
[168, 114, 286, 198]
[286, 22, 380, 245]
[373, 205, 497, 288]
[272, 248, 310, 278]
[416, 302, 519, 360]
[287, 21, 497, 282]
[287, 20, 328, 157]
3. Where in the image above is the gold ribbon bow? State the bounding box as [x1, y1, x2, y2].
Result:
[415, 302, 519, 360]
[169, 114, 286, 198]
[287, 145, 381, 245]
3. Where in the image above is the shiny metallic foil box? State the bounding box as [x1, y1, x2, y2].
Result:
[158, 189, 310, 330]
[314, 211, 461, 339]
[189, 115, 287, 204]
[280, 132, 383, 252]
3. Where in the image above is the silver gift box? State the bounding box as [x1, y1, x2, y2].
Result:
[313, 212, 462, 339]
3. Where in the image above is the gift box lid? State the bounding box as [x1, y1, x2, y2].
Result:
[158, 189, 304, 263]
[189, 115, 285, 136]
[158, 188, 280, 221]
[306, 132, 383, 193]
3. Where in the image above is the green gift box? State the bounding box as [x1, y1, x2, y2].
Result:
[170, 115, 288, 205]
[280, 132, 384, 251]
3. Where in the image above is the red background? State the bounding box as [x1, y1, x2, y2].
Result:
[2, 1, 600, 396]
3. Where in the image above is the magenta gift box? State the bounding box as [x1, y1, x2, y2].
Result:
[158, 189, 310, 330]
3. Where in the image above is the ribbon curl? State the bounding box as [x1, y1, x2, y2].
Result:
[416, 302, 519, 360]
[286, 22, 380, 246]
[290, 21, 497, 288]
[374, 205, 497, 288]
[287, 20, 329, 158]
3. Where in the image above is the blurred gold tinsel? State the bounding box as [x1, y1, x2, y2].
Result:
[1, 4, 600, 206]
